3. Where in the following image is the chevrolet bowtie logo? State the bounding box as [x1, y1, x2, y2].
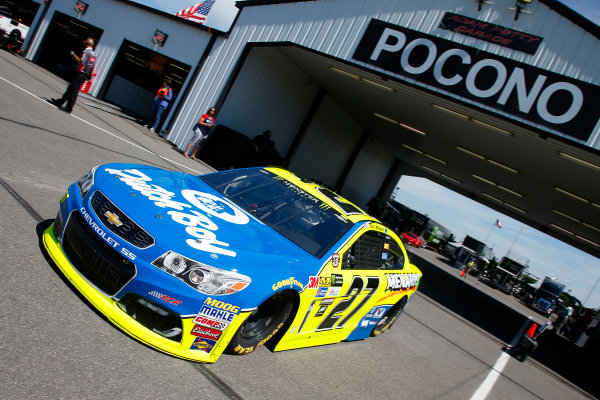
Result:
[105, 211, 123, 227]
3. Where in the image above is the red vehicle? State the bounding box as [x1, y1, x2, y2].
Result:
[401, 232, 424, 247]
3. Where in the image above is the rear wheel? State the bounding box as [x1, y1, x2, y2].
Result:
[370, 297, 407, 336]
[225, 291, 295, 355]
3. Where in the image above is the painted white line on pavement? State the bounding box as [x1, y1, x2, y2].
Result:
[470, 351, 511, 400]
[0, 75, 201, 173]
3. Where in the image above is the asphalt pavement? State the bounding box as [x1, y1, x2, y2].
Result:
[0, 49, 597, 400]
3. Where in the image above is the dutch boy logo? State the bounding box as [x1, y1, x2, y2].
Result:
[105, 168, 250, 257]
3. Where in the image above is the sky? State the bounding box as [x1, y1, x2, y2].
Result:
[559, 0, 600, 25]
[394, 176, 600, 309]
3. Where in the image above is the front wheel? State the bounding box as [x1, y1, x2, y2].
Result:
[225, 291, 295, 355]
[370, 297, 407, 337]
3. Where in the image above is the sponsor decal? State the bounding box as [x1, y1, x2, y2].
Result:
[385, 273, 421, 291]
[307, 276, 319, 289]
[79, 207, 119, 248]
[439, 12, 543, 55]
[104, 211, 123, 227]
[331, 274, 343, 287]
[203, 297, 240, 313]
[319, 276, 331, 287]
[331, 253, 340, 268]
[104, 168, 250, 257]
[190, 337, 217, 353]
[369, 223, 387, 233]
[359, 305, 390, 328]
[272, 276, 304, 291]
[353, 19, 600, 142]
[191, 325, 222, 340]
[315, 287, 328, 298]
[195, 297, 241, 324]
[148, 290, 182, 306]
[327, 286, 341, 297]
[192, 315, 229, 331]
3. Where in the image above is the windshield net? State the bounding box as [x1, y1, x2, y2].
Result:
[201, 169, 354, 258]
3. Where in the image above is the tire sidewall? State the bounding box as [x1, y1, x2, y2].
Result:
[226, 291, 295, 355]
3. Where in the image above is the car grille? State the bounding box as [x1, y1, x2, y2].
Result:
[90, 191, 155, 249]
[63, 212, 136, 296]
[117, 293, 183, 342]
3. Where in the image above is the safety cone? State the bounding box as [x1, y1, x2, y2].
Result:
[526, 323, 538, 338]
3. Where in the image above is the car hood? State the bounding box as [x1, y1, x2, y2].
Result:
[91, 164, 314, 275]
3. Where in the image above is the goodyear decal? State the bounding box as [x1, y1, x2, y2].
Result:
[190, 337, 217, 353]
[385, 273, 420, 291]
[272, 276, 303, 291]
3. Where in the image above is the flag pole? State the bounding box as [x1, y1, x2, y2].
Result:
[507, 224, 524, 253]
[484, 223, 495, 243]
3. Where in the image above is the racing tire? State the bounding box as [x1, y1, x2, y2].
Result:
[225, 290, 295, 355]
[370, 296, 407, 337]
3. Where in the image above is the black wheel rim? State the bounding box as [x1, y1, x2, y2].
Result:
[239, 294, 288, 340]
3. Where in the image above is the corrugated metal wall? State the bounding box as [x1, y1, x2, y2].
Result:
[27, 0, 213, 100]
[344, 138, 396, 207]
[216, 47, 320, 155]
[166, 0, 600, 150]
[287, 94, 363, 187]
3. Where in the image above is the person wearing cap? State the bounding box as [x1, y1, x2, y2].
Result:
[50, 38, 96, 114]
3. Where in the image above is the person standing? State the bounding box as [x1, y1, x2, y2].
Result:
[50, 38, 96, 114]
[183, 107, 216, 160]
[145, 78, 173, 133]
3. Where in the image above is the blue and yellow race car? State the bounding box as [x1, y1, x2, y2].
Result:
[43, 164, 422, 362]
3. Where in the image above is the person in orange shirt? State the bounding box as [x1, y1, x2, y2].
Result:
[145, 78, 173, 133]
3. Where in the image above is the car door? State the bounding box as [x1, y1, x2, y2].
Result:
[279, 222, 411, 349]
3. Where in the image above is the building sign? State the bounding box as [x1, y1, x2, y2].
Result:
[74, 0, 88, 15]
[152, 29, 168, 47]
[439, 12, 542, 55]
[353, 19, 600, 142]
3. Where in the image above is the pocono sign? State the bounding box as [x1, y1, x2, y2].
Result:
[353, 19, 600, 142]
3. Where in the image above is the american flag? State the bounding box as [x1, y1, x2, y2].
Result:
[175, 0, 216, 24]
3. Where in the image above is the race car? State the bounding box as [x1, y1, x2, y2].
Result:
[401, 231, 424, 247]
[43, 164, 422, 363]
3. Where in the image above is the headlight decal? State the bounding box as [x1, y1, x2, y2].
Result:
[77, 166, 98, 199]
[152, 250, 251, 295]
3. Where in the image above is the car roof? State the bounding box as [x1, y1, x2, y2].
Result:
[266, 167, 377, 224]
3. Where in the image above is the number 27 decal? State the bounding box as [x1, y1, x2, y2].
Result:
[313, 276, 379, 331]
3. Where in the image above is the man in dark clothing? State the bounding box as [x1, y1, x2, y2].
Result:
[50, 38, 96, 114]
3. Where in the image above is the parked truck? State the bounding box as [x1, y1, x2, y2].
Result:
[529, 277, 566, 317]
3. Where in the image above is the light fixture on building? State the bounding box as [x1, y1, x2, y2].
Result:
[456, 146, 519, 173]
[557, 151, 600, 172]
[330, 66, 395, 92]
[432, 104, 513, 136]
[421, 165, 462, 184]
[482, 192, 526, 214]
[510, 0, 532, 21]
[473, 174, 523, 198]
[373, 113, 427, 136]
[476, 0, 494, 12]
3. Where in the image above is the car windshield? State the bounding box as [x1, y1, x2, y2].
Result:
[200, 169, 354, 258]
